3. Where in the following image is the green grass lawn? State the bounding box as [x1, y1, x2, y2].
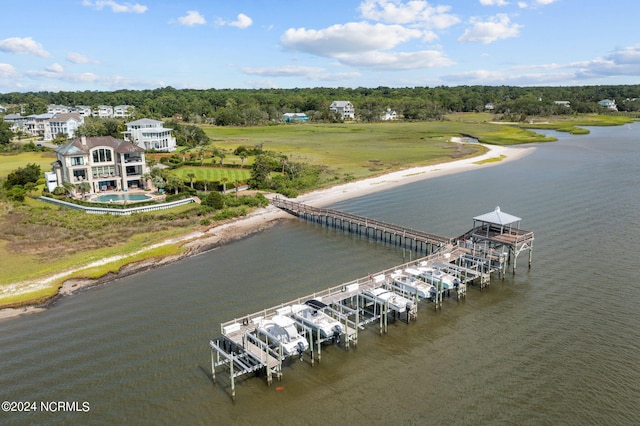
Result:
[0, 151, 57, 178]
[201, 121, 556, 179]
[171, 166, 252, 182]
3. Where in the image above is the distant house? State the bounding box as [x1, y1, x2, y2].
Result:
[24, 113, 54, 137]
[484, 102, 495, 111]
[3, 113, 27, 131]
[283, 112, 309, 123]
[381, 108, 397, 121]
[114, 105, 135, 118]
[47, 104, 70, 114]
[123, 118, 177, 152]
[0, 105, 8, 113]
[75, 105, 93, 117]
[598, 99, 617, 111]
[329, 101, 355, 119]
[554, 101, 570, 108]
[44, 113, 84, 141]
[50, 135, 147, 193]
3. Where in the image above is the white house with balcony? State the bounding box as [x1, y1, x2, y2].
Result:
[123, 118, 177, 152]
[94, 105, 114, 118]
[381, 108, 397, 121]
[114, 105, 135, 118]
[598, 99, 617, 111]
[329, 100, 355, 120]
[50, 136, 147, 194]
[44, 113, 84, 141]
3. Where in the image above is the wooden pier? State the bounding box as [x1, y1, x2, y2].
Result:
[272, 197, 452, 255]
[209, 203, 533, 400]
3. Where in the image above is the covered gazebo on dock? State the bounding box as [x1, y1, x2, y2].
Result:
[466, 206, 534, 275]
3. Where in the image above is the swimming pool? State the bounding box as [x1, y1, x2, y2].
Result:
[92, 194, 152, 203]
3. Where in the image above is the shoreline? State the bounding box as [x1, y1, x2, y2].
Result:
[0, 143, 535, 321]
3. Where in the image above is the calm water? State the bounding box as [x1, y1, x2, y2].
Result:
[1, 125, 639, 425]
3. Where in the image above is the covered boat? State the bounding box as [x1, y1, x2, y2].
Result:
[291, 300, 343, 340]
[256, 315, 309, 357]
[363, 287, 414, 313]
[394, 269, 437, 300]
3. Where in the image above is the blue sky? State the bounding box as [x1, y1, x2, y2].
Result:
[1, 0, 639, 93]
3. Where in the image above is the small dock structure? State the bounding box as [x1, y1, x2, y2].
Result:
[209, 203, 534, 400]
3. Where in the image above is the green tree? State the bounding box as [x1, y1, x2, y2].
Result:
[0, 121, 14, 145]
[187, 172, 196, 189]
[4, 163, 42, 188]
[202, 191, 224, 209]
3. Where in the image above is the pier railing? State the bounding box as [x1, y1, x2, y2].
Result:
[272, 197, 452, 249]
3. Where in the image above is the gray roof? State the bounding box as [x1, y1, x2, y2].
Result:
[56, 136, 145, 156]
[473, 206, 521, 226]
[126, 118, 163, 126]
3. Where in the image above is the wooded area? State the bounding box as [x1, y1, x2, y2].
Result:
[2, 85, 640, 126]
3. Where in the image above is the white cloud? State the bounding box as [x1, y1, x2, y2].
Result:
[241, 65, 360, 81]
[66, 52, 96, 64]
[336, 49, 454, 70]
[0, 37, 49, 57]
[230, 13, 252, 29]
[0, 63, 18, 78]
[458, 14, 521, 44]
[217, 13, 253, 29]
[282, 22, 422, 57]
[359, 0, 460, 29]
[178, 10, 206, 27]
[45, 63, 64, 73]
[480, 0, 509, 6]
[82, 0, 147, 14]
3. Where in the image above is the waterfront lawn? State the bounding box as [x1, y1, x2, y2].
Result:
[0, 151, 57, 178]
[202, 121, 556, 180]
[171, 166, 251, 183]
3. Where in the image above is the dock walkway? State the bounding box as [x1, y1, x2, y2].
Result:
[209, 202, 534, 400]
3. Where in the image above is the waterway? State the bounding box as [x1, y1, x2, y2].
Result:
[1, 125, 639, 425]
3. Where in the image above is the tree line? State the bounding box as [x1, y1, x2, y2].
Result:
[2, 85, 639, 126]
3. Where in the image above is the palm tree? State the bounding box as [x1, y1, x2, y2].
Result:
[187, 172, 196, 189]
[62, 181, 76, 197]
[152, 176, 165, 193]
[141, 172, 152, 190]
[77, 182, 91, 198]
[239, 152, 248, 168]
[221, 177, 228, 193]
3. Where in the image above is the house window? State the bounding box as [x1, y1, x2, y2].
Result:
[71, 156, 84, 166]
[92, 148, 113, 163]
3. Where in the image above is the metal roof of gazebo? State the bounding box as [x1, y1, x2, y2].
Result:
[473, 206, 521, 226]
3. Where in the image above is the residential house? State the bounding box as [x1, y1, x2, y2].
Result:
[114, 105, 135, 118]
[75, 105, 93, 117]
[598, 99, 618, 111]
[329, 101, 355, 119]
[282, 112, 309, 122]
[94, 105, 114, 118]
[0, 105, 7, 113]
[50, 136, 147, 193]
[123, 118, 177, 152]
[554, 101, 571, 108]
[47, 104, 71, 114]
[24, 113, 55, 137]
[484, 102, 495, 111]
[44, 113, 84, 141]
[3, 113, 28, 131]
[381, 108, 397, 121]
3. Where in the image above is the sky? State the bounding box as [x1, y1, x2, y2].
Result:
[1, 0, 639, 93]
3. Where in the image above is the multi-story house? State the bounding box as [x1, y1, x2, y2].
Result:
[49, 136, 147, 194]
[47, 104, 70, 114]
[598, 99, 618, 111]
[94, 105, 114, 118]
[24, 113, 54, 137]
[44, 113, 84, 141]
[123, 118, 177, 152]
[114, 105, 135, 118]
[74, 105, 93, 117]
[329, 100, 355, 119]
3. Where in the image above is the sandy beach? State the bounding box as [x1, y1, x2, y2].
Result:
[0, 143, 534, 320]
